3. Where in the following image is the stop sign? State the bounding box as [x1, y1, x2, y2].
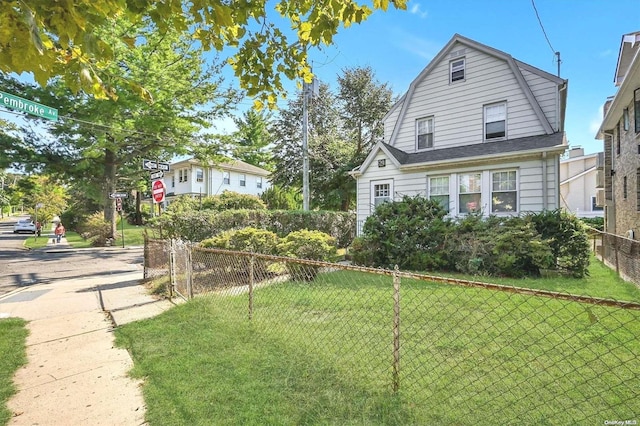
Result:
[152, 179, 166, 203]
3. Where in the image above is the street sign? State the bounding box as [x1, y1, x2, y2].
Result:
[150, 170, 164, 180]
[109, 192, 129, 199]
[152, 180, 166, 203]
[143, 159, 170, 171]
[115, 198, 123, 212]
[0, 90, 58, 121]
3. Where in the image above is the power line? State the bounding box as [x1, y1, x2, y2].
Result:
[531, 0, 556, 55]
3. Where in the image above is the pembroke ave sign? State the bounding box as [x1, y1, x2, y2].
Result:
[0, 90, 58, 121]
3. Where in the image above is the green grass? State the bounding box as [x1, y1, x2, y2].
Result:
[0, 319, 28, 426]
[431, 255, 640, 302]
[115, 260, 640, 425]
[22, 222, 148, 250]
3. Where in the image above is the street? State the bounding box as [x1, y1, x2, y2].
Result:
[0, 218, 144, 297]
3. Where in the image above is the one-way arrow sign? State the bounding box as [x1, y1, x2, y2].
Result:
[109, 192, 129, 199]
[150, 170, 164, 180]
[143, 159, 170, 171]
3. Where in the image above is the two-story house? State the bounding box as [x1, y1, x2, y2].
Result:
[560, 147, 604, 218]
[596, 31, 640, 238]
[351, 34, 568, 231]
[166, 157, 271, 201]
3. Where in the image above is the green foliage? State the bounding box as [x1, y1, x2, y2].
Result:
[200, 191, 266, 211]
[166, 195, 200, 214]
[351, 198, 591, 279]
[278, 230, 337, 281]
[527, 210, 591, 278]
[201, 227, 279, 255]
[77, 212, 113, 246]
[580, 216, 604, 231]
[260, 186, 301, 210]
[150, 209, 355, 247]
[1, 1, 407, 106]
[354, 196, 452, 270]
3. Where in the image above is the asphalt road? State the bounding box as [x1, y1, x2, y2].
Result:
[0, 217, 144, 297]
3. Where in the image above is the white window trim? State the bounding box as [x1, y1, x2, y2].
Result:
[416, 116, 434, 151]
[256, 177, 263, 189]
[450, 57, 465, 83]
[223, 171, 230, 185]
[427, 175, 451, 212]
[484, 102, 507, 141]
[370, 179, 394, 213]
[196, 168, 204, 183]
[490, 169, 518, 214]
[239, 174, 246, 187]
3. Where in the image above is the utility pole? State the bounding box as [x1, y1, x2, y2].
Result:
[302, 77, 318, 211]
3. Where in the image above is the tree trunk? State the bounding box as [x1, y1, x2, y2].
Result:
[104, 147, 118, 239]
[135, 190, 142, 225]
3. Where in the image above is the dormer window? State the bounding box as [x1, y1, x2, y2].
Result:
[417, 117, 434, 150]
[450, 58, 465, 82]
[484, 102, 506, 140]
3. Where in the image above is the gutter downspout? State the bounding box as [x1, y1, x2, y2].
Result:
[542, 152, 548, 210]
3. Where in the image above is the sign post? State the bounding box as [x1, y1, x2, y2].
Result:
[0, 91, 58, 121]
[152, 180, 166, 216]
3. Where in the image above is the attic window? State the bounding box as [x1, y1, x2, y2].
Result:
[450, 58, 465, 82]
[378, 159, 386, 168]
[484, 102, 506, 140]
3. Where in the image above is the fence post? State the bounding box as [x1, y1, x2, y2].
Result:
[168, 239, 176, 299]
[613, 235, 620, 275]
[187, 243, 193, 300]
[248, 255, 254, 321]
[392, 264, 400, 393]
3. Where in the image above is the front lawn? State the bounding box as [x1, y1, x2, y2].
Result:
[115, 259, 640, 425]
[0, 318, 28, 426]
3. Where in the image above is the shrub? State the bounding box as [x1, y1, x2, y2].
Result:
[352, 196, 452, 271]
[77, 211, 112, 246]
[201, 227, 278, 255]
[526, 209, 590, 278]
[205, 191, 266, 211]
[278, 230, 337, 281]
[166, 195, 199, 214]
[580, 216, 604, 231]
[260, 186, 301, 210]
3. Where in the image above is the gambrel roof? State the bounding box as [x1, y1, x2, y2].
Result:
[386, 33, 567, 147]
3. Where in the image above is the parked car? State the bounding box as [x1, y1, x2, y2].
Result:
[13, 219, 37, 234]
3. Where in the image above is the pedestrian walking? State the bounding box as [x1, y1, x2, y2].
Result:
[54, 222, 66, 243]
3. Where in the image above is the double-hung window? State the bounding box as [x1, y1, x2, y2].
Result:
[484, 102, 506, 140]
[257, 177, 263, 189]
[196, 169, 203, 183]
[459, 173, 481, 213]
[372, 180, 393, 210]
[450, 58, 465, 82]
[429, 176, 450, 211]
[239, 174, 246, 187]
[417, 117, 434, 150]
[491, 170, 517, 213]
[223, 171, 230, 185]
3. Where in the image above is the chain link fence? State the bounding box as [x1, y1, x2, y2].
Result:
[144, 238, 640, 424]
[589, 227, 640, 287]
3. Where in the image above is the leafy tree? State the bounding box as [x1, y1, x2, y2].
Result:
[227, 110, 275, 170]
[1, 0, 407, 105]
[14, 175, 68, 225]
[2, 19, 238, 238]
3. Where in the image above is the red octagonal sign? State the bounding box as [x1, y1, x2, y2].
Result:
[152, 179, 166, 203]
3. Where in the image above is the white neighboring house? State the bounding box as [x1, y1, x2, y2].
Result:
[559, 147, 604, 218]
[165, 157, 271, 201]
[351, 34, 568, 233]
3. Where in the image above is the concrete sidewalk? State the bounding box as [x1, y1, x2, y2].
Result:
[0, 267, 175, 425]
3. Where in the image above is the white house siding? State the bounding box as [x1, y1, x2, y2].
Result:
[383, 101, 403, 143]
[391, 43, 548, 153]
[356, 153, 561, 232]
[520, 68, 559, 132]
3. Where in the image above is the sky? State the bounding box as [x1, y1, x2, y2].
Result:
[257, 0, 640, 155]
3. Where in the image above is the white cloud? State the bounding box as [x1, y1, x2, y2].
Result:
[599, 49, 613, 58]
[389, 27, 440, 60]
[410, 3, 428, 18]
[589, 105, 604, 135]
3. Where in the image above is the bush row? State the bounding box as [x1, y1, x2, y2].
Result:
[350, 196, 591, 278]
[201, 228, 337, 281]
[149, 209, 355, 247]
